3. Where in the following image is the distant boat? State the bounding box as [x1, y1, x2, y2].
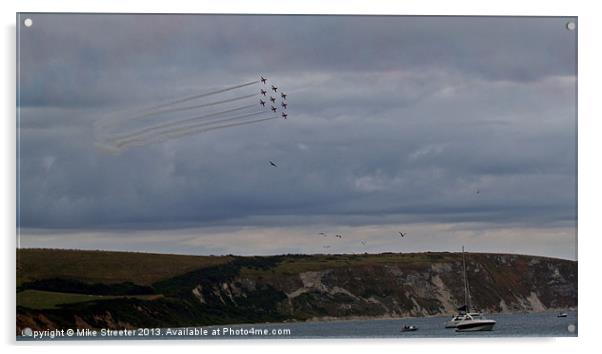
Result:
[401, 325, 418, 332]
[557, 312, 568, 318]
[446, 246, 496, 332]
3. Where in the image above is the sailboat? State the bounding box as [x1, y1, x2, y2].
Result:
[445, 246, 496, 331]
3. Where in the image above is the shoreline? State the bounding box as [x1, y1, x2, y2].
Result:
[199, 307, 578, 328]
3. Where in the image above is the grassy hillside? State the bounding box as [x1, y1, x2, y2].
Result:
[17, 290, 162, 309]
[16, 249, 457, 285]
[16, 248, 577, 332]
[17, 248, 232, 286]
[272, 252, 459, 273]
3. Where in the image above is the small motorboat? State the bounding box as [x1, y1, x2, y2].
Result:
[455, 313, 496, 332]
[401, 325, 418, 332]
[557, 312, 568, 318]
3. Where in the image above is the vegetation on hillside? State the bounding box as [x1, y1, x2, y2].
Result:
[16, 248, 577, 332]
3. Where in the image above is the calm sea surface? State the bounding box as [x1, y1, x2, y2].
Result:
[18, 310, 577, 341]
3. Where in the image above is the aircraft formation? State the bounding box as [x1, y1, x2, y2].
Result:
[259, 76, 288, 120]
[95, 75, 289, 152]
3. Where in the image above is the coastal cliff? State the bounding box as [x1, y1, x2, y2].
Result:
[17, 249, 577, 332]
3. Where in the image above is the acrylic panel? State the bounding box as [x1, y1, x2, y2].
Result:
[16, 14, 577, 341]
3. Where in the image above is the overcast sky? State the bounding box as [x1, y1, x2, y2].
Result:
[17, 14, 577, 259]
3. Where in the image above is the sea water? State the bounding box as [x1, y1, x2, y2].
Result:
[17, 310, 577, 341]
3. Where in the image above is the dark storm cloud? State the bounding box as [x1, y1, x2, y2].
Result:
[18, 15, 575, 108]
[17, 13, 576, 250]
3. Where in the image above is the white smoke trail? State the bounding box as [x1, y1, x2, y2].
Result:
[108, 110, 271, 149]
[146, 80, 259, 111]
[107, 104, 258, 143]
[112, 115, 279, 150]
[93, 77, 284, 153]
[132, 93, 258, 120]
[94, 81, 259, 135]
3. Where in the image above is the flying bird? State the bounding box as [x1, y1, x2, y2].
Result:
[361, 240, 367, 246]
[281, 102, 288, 109]
[260, 89, 267, 96]
[270, 96, 276, 103]
[271, 106, 277, 112]
[259, 99, 266, 107]
[335, 234, 342, 239]
[398, 232, 407, 237]
[271, 85, 278, 92]
[269, 161, 278, 167]
[282, 112, 288, 119]
[281, 92, 287, 99]
[260, 76, 267, 84]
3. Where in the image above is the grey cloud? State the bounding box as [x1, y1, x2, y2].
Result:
[17, 14, 577, 257]
[18, 15, 575, 108]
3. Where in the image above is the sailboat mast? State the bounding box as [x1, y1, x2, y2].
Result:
[462, 246, 471, 312]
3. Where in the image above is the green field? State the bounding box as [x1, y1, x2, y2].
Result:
[17, 290, 162, 309]
[17, 248, 232, 286]
[270, 252, 459, 274]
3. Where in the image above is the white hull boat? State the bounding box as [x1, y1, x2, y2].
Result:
[455, 318, 496, 332]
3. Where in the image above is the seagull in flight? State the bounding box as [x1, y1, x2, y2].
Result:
[398, 232, 407, 237]
[269, 161, 278, 167]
